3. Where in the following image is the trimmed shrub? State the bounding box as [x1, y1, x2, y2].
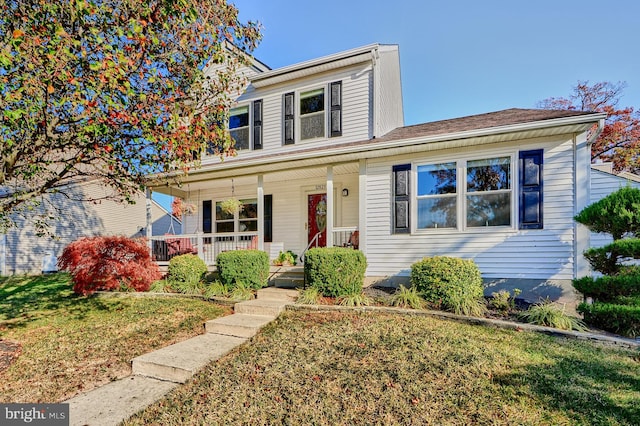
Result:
[583, 239, 640, 275]
[410, 256, 484, 315]
[572, 272, 640, 300]
[304, 247, 367, 298]
[168, 254, 207, 286]
[578, 300, 640, 337]
[574, 186, 640, 240]
[58, 236, 161, 295]
[216, 250, 269, 290]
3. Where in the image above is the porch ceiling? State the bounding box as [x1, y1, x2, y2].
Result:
[153, 162, 359, 194]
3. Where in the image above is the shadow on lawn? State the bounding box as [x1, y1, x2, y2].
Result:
[0, 273, 114, 329]
[494, 343, 640, 424]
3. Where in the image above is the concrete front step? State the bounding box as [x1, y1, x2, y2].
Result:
[205, 314, 274, 338]
[234, 298, 288, 317]
[132, 333, 246, 383]
[257, 287, 299, 301]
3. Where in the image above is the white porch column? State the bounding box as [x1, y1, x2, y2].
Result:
[145, 188, 153, 255]
[257, 174, 264, 251]
[358, 159, 367, 256]
[326, 165, 334, 247]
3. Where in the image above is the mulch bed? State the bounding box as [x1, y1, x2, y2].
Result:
[0, 340, 22, 373]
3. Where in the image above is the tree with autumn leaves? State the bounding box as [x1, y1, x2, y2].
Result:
[0, 0, 261, 232]
[538, 81, 640, 173]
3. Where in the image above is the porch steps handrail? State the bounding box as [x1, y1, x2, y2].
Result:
[300, 231, 322, 264]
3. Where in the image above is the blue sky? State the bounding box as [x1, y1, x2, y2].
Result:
[155, 0, 640, 211]
[232, 0, 640, 124]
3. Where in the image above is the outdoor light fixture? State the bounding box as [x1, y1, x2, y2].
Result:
[342, 188, 349, 197]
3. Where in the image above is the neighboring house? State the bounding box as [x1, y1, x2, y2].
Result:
[147, 43, 607, 306]
[0, 179, 180, 275]
[589, 164, 640, 250]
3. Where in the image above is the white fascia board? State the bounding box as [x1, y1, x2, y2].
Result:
[251, 44, 385, 87]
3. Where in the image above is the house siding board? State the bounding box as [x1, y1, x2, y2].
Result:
[364, 137, 577, 281]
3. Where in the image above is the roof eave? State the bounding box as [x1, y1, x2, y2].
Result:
[149, 112, 605, 187]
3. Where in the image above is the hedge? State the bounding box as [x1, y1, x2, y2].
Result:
[578, 299, 640, 337]
[216, 250, 270, 290]
[572, 272, 640, 300]
[410, 256, 484, 310]
[167, 254, 207, 284]
[304, 247, 367, 297]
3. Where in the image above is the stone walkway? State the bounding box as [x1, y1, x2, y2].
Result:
[65, 287, 297, 426]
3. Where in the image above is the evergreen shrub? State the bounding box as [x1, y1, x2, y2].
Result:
[216, 250, 269, 290]
[304, 247, 367, 297]
[410, 256, 485, 315]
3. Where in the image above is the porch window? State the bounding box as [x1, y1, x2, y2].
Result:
[215, 198, 258, 233]
[229, 106, 250, 150]
[466, 157, 511, 227]
[300, 88, 325, 140]
[416, 162, 457, 229]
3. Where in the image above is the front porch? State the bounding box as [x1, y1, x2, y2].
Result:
[147, 160, 363, 267]
[149, 226, 358, 268]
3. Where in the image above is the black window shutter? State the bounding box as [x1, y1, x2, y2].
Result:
[264, 194, 273, 243]
[393, 164, 411, 234]
[283, 92, 295, 145]
[252, 99, 263, 150]
[519, 150, 543, 229]
[202, 200, 212, 234]
[330, 81, 342, 137]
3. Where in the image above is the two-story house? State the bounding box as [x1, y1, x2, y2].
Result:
[147, 43, 606, 306]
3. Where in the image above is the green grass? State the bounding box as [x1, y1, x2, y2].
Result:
[125, 311, 640, 426]
[0, 273, 230, 403]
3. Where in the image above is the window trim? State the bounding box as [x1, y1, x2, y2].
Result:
[412, 153, 517, 234]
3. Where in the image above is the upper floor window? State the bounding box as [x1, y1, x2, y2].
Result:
[283, 81, 342, 145]
[230, 106, 250, 150]
[300, 88, 325, 140]
[207, 100, 262, 155]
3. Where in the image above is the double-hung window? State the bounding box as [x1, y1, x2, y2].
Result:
[214, 199, 258, 233]
[300, 88, 325, 140]
[229, 106, 250, 150]
[465, 157, 511, 227]
[283, 81, 342, 144]
[416, 162, 457, 229]
[223, 100, 263, 152]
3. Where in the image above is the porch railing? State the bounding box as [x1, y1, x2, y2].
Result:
[149, 232, 258, 265]
[332, 226, 359, 249]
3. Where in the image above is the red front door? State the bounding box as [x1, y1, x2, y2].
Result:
[308, 193, 327, 247]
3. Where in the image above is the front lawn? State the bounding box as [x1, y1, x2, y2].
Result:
[126, 310, 640, 426]
[0, 273, 230, 403]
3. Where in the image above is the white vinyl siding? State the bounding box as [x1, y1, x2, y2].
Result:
[365, 137, 577, 281]
[200, 63, 373, 163]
